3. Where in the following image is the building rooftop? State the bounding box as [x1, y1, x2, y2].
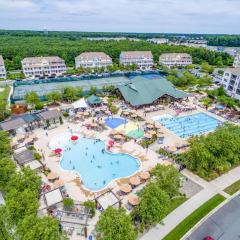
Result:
[0, 118, 26, 131]
[75, 52, 112, 61]
[37, 109, 61, 121]
[22, 56, 65, 65]
[13, 149, 35, 165]
[121, 51, 153, 59]
[0, 55, 4, 66]
[225, 67, 240, 76]
[160, 53, 192, 60]
[118, 76, 187, 106]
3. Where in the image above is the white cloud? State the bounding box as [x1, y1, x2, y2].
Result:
[0, 0, 239, 33]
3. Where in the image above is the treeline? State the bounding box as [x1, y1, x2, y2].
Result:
[182, 124, 240, 180]
[207, 35, 240, 47]
[0, 29, 209, 40]
[0, 35, 233, 71]
[0, 131, 64, 239]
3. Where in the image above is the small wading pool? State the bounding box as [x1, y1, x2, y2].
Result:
[154, 112, 222, 138]
[105, 117, 127, 129]
[49, 133, 141, 191]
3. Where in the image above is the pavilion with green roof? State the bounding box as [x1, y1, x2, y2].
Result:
[86, 95, 102, 106]
[118, 76, 187, 107]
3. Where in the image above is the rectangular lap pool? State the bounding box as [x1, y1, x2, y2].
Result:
[154, 112, 222, 138]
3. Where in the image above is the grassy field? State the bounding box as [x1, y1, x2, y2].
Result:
[224, 180, 240, 195]
[0, 85, 10, 101]
[0, 85, 11, 121]
[163, 194, 225, 240]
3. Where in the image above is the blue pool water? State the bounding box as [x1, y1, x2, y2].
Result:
[156, 112, 222, 138]
[60, 137, 140, 191]
[105, 117, 127, 129]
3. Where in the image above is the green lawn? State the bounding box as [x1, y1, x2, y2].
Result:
[163, 194, 225, 240]
[224, 180, 240, 195]
[168, 196, 187, 214]
[0, 85, 11, 101]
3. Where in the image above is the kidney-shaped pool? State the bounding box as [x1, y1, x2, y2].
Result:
[49, 132, 141, 191]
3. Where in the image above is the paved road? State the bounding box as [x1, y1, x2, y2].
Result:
[187, 194, 240, 240]
[140, 166, 240, 240]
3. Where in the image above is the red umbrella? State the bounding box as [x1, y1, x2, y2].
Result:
[54, 148, 62, 154]
[108, 140, 114, 147]
[71, 135, 78, 141]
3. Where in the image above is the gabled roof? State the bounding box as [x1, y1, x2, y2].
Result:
[86, 95, 102, 105]
[0, 118, 26, 131]
[120, 51, 153, 59]
[118, 76, 187, 106]
[37, 109, 61, 120]
[75, 52, 112, 61]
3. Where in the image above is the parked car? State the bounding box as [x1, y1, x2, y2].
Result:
[203, 236, 214, 240]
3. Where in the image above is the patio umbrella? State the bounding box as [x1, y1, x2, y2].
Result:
[122, 112, 130, 116]
[53, 179, 64, 189]
[114, 134, 123, 139]
[120, 184, 132, 193]
[83, 112, 89, 116]
[129, 176, 141, 186]
[144, 133, 152, 139]
[108, 139, 114, 146]
[47, 172, 59, 180]
[131, 114, 137, 118]
[128, 195, 140, 206]
[169, 146, 177, 152]
[139, 171, 150, 180]
[54, 148, 62, 155]
[71, 135, 78, 141]
[148, 130, 157, 135]
[146, 124, 154, 129]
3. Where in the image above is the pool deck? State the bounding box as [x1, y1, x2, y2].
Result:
[15, 95, 230, 240]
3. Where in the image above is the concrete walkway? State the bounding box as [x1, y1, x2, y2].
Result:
[140, 166, 240, 240]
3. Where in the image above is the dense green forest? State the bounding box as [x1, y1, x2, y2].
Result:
[1, 30, 240, 46]
[206, 35, 240, 47]
[0, 35, 233, 71]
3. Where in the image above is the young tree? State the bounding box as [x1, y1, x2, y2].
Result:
[151, 164, 181, 198]
[76, 87, 84, 98]
[46, 91, 61, 104]
[96, 207, 137, 240]
[63, 198, 74, 211]
[16, 215, 63, 240]
[89, 85, 97, 95]
[24, 91, 40, 107]
[0, 157, 16, 190]
[83, 200, 96, 217]
[5, 188, 39, 224]
[62, 87, 76, 102]
[131, 182, 170, 228]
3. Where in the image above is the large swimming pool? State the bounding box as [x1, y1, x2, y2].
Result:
[49, 133, 141, 191]
[154, 112, 222, 138]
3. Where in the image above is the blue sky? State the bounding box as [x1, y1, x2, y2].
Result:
[0, 0, 240, 34]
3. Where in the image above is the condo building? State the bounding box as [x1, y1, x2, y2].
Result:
[147, 38, 169, 44]
[119, 51, 154, 69]
[222, 68, 240, 100]
[233, 55, 240, 68]
[0, 55, 6, 79]
[159, 53, 192, 67]
[75, 52, 112, 69]
[21, 56, 66, 78]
